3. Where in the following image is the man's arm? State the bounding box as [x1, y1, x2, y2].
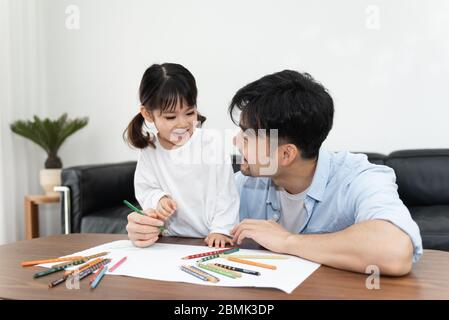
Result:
[231, 218, 414, 276]
[285, 220, 414, 276]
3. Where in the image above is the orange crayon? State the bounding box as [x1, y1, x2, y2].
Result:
[64, 258, 104, 276]
[225, 257, 277, 270]
[21, 256, 84, 267]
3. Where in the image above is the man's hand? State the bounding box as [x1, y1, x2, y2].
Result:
[230, 219, 292, 253]
[156, 196, 177, 221]
[204, 233, 234, 248]
[126, 208, 165, 248]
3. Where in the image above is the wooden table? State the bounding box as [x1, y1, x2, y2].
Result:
[1, 234, 449, 300]
[24, 195, 60, 240]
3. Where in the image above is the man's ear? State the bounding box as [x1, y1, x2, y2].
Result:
[140, 106, 154, 123]
[279, 144, 299, 167]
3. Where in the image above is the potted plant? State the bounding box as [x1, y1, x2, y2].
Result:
[10, 113, 88, 195]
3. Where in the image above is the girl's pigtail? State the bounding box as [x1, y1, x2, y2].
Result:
[197, 112, 207, 127]
[123, 113, 155, 149]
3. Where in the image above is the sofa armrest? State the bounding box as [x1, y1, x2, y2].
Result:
[60, 161, 137, 233]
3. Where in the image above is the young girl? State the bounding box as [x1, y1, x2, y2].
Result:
[124, 63, 239, 248]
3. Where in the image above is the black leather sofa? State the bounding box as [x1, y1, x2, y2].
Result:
[59, 149, 449, 251]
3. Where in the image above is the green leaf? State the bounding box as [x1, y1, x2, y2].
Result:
[10, 113, 89, 157]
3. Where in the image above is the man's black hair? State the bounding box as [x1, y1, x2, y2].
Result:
[229, 70, 334, 159]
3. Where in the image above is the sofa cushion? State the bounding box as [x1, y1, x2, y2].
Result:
[81, 205, 130, 234]
[386, 149, 449, 207]
[409, 205, 449, 251]
[62, 161, 137, 233]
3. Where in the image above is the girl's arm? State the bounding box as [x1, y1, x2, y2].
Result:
[209, 164, 240, 236]
[134, 150, 168, 210]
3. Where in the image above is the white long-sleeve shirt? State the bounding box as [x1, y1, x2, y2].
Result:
[134, 128, 240, 238]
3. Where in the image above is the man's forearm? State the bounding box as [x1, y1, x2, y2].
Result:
[284, 220, 414, 276]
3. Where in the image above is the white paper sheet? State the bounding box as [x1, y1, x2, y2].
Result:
[38, 240, 320, 293]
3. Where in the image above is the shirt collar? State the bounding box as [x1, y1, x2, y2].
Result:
[306, 148, 331, 202]
[267, 148, 331, 207]
[266, 179, 281, 210]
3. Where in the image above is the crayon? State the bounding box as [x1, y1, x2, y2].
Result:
[180, 265, 209, 282]
[225, 257, 277, 270]
[21, 256, 84, 267]
[90, 266, 108, 289]
[182, 247, 239, 260]
[33, 266, 66, 278]
[213, 263, 261, 276]
[196, 263, 239, 279]
[188, 265, 220, 283]
[226, 255, 287, 259]
[109, 256, 127, 273]
[123, 200, 165, 233]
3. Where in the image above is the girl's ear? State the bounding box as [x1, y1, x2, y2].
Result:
[140, 106, 154, 123]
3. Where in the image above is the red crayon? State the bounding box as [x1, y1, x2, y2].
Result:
[181, 248, 239, 260]
[109, 256, 127, 272]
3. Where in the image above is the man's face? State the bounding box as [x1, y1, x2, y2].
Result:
[233, 127, 280, 177]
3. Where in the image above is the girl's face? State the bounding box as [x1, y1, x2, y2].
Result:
[141, 100, 198, 149]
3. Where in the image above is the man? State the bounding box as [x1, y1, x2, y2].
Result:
[229, 70, 422, 276]
[126, 69, 422, 276]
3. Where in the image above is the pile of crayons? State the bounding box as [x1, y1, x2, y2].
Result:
[180, 248, 288, 283]
[21, 252, 128, 290]
[22, 245, 288, 288]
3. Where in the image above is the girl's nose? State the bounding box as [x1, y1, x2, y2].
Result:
[179, 115, 191, 128]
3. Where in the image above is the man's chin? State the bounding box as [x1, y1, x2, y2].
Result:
[239, 163, 253, 176]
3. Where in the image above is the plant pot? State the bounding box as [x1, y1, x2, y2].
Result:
[39, 169, 62, 196]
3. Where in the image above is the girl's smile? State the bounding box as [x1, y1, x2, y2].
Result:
[169, 127, 192, 145]
[141, 99, 198, 150]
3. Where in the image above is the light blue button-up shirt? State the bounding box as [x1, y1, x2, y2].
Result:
[235, 149, 423, 263]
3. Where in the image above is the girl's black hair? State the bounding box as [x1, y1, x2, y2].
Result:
[124, 63, 206, 149]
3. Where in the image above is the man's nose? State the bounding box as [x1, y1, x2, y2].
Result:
[233, 134, 244, 153]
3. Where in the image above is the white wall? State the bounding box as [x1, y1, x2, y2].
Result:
[1, 0, 59, 244]
[41, 0, 449, 164]
[3, 0, 449, 241]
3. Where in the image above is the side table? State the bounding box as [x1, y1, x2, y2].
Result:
[24, 195, 60, 240]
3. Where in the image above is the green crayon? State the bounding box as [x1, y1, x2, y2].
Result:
[123, 200, 165, 233]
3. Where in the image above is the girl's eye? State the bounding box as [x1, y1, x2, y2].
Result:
[186, 112, 195, 116]
[165, 117, 176, 120]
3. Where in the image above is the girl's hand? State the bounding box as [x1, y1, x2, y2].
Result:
[126, 209, 164, 248]
[156, 196, 177, 221]
[204, 233, 234, 248]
